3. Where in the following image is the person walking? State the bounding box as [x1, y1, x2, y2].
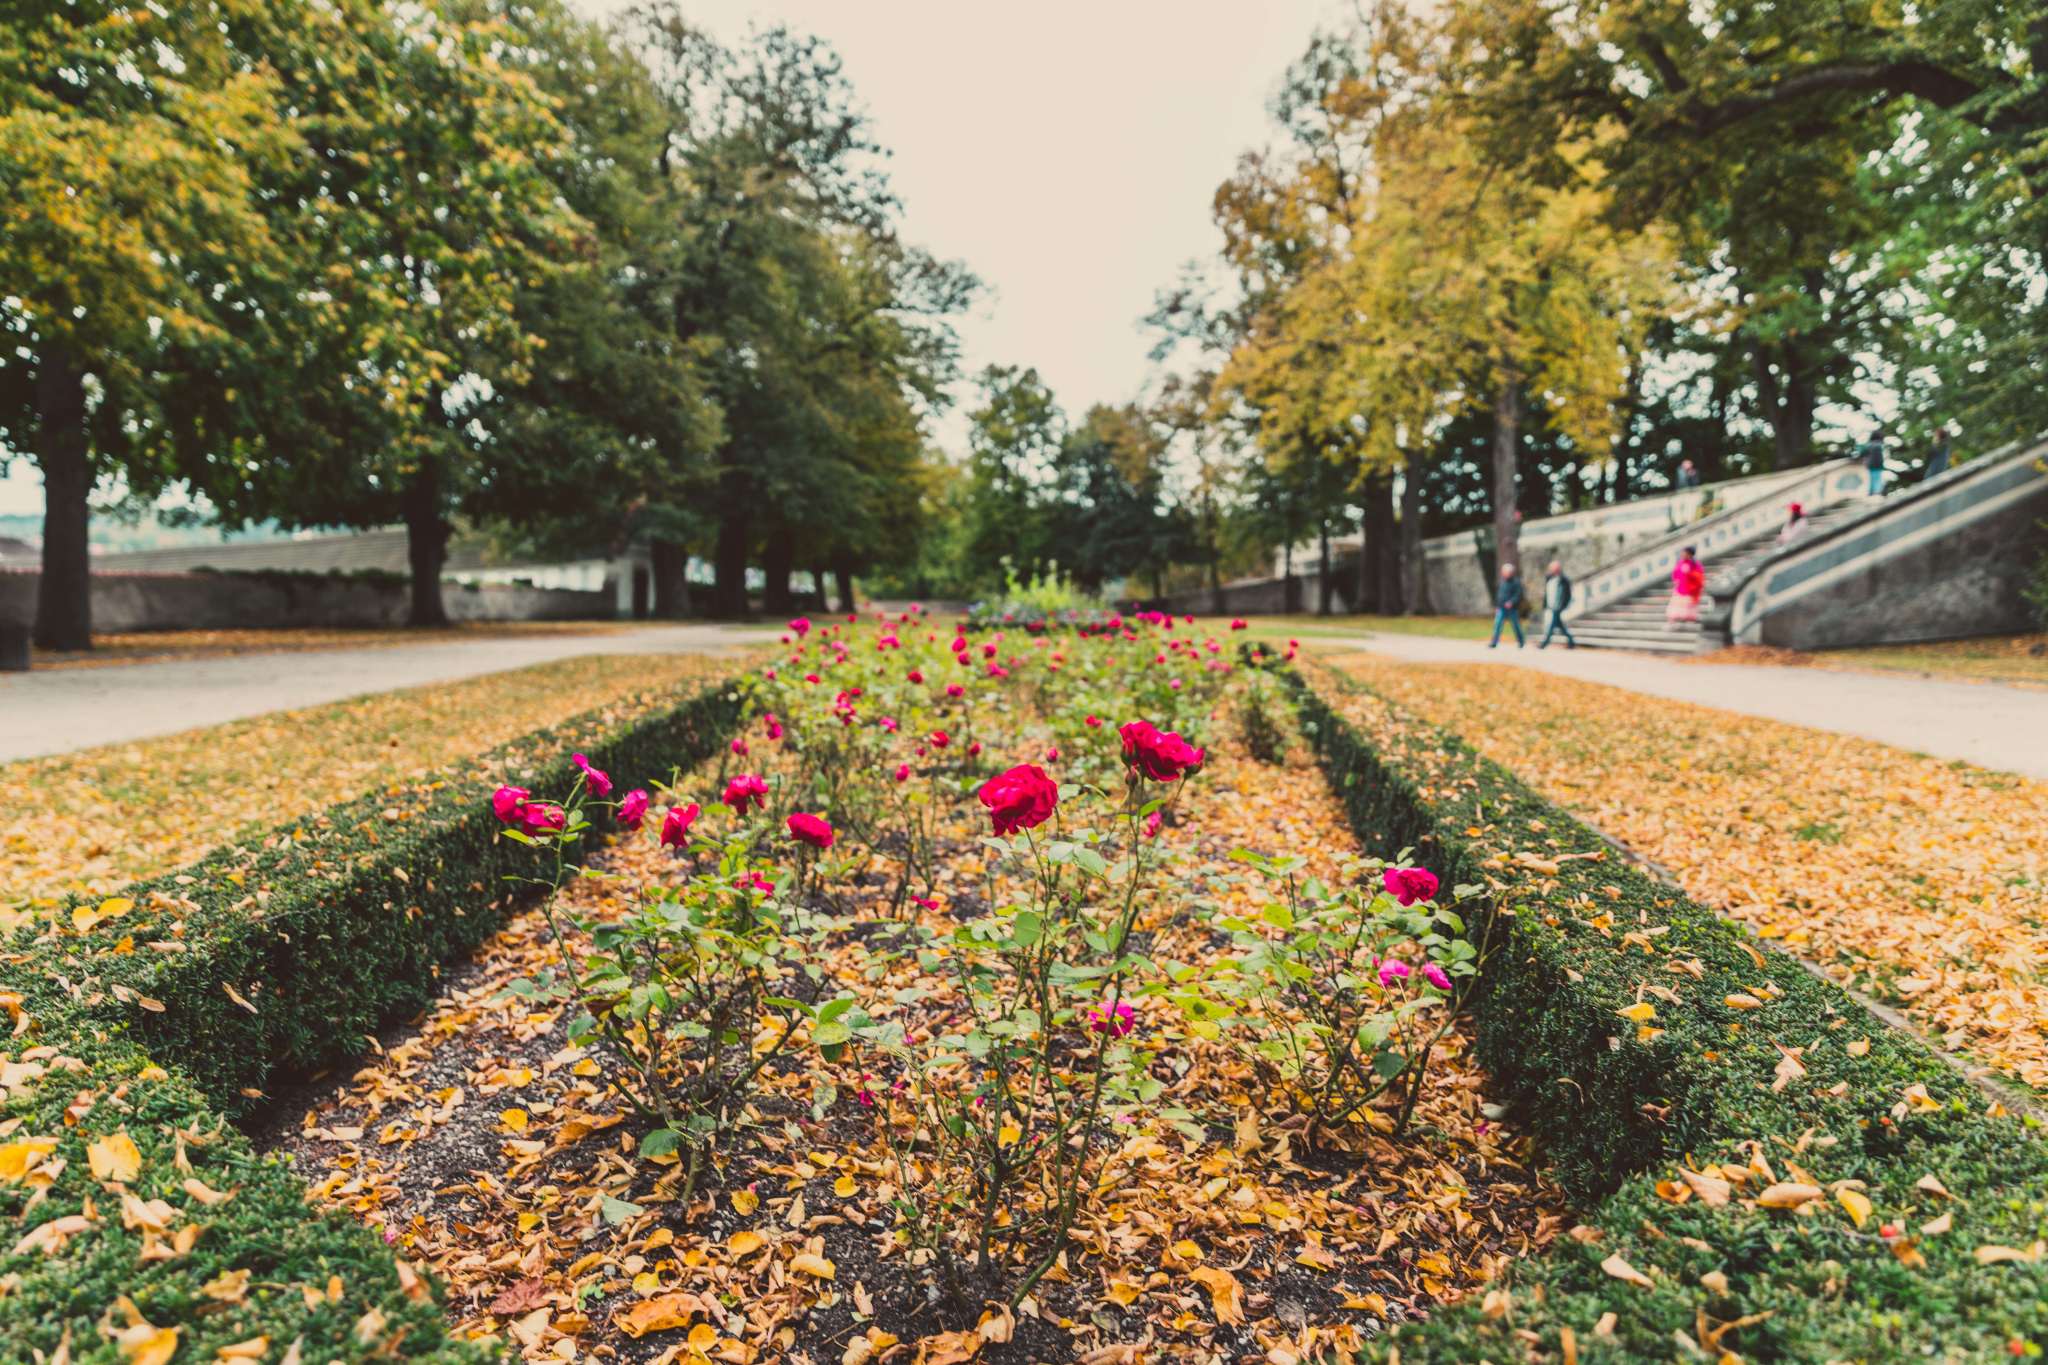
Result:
[1776, 501, 1811, 545]
[1539, 560, 1576, 649]
[1923, 426, 1953, 482]
[1488, 563, 1525, 648]
[1858, 428, 1888, 496]
[1666, 545, 1705, 629]
[1675, 459, 1701, 489]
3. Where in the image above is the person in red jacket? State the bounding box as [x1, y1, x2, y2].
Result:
[1666, 545, 1704, 628]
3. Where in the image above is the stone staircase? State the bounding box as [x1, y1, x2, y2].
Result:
[1565, 502, 1870, 654]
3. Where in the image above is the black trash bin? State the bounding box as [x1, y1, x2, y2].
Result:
[0, 623, 29, 672]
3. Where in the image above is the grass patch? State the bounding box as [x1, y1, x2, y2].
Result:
[1233, 613, 1493, 640]
[1329, 653, 2048, 1087]
[1287, 653, 2048, 1364]
[2, 651, 737, 902]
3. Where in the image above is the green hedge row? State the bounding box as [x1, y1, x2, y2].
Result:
[1287, 659, 2048, 1364]
[0, 662, 749, 1363]
[3, 669, 745, 1114]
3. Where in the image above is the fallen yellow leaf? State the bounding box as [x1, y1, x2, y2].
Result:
[499, 1109, 528, 1132]
[730, 1190, 759, 1215]
[833, 1175, 857, 1198]
[1189, 1265, 1245, 1325]
[1172, 1239, 1203, 1261]
[789, 1252, 835, 1279]
[728, 1231, 764, 1256]
[89, 1131, 142, 1183]
[1600, 1253, 1654, 1288]
[1838, 1189, 1872, 1227]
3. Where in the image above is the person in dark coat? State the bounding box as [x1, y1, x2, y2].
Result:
[1539, 560, 1576, 649]
[1675, 460, 1701, 489]
[1923, 427, 1953, 481]
[1488, 563, 1525, 649]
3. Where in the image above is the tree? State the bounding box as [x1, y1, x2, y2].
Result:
[1450, 0, 2045, 445]
[0, 0, 308, 648]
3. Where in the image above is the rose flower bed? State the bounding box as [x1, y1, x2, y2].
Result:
[0, 662, 752, 1364]
[257, 613, 1569, 1365]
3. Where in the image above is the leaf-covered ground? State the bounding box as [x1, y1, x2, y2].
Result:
[1681, 634, 2048, 687]
[257, 732, 1567, 1365]
[2, 652, 733, 904]
[1329, 651, 2048, 1086]
[29, 621, 658, 671]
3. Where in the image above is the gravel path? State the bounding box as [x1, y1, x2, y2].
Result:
[1315, 631, 2048, 780]
[0, 624, 760, 762]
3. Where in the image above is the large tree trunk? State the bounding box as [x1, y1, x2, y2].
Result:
[1399, 447, 1433, 616]
[761, 527, 796, 615]
[1369, 476, 1401, 615]
[650, 537, 692, 619]
[33, 353, 94, 652]
[403, 460, 452, 628]
[1750, 340, 1818, 469]
[833, 565, 855, 616]
[1317, 519, 1333, 616]
[1491, 364, 1522, 578]
[712, 509, 751, 619]
[1282, 542, 1294, 615]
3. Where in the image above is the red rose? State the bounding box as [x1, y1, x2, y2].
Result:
[979, 764, 1058, 836]
[724, 774, 768, 813]
[660, 802, 700, 846]
[617, 790, 650, 829]
[1383, 867, 1439, 906]
[787, 812, 835, 849]
[1119, 721, 1206, 782]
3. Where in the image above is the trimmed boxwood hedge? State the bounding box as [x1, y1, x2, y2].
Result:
[0, 662, 748, 1363]
[1286, 658, 2048, 1364]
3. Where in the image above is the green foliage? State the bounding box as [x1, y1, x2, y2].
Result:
[0, 671, 745, 1115]
[2024, 521, 2048, 631]
[1290, 661, 2048, 1363]
[493, 781, 840, 1201]
[0, 1031, 485, 1365]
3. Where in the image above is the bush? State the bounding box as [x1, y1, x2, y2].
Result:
[0, 666, 748, 1362]
[1286, 656, 2048, 1363]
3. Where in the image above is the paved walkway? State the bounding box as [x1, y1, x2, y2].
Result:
[0, 625, 760, 763]
[1316, 632, 2048, 781]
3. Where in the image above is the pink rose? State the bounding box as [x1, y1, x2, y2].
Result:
[1085, 715, 1102, 728]
[1231, 619, 1247, 630]
[521, 803, 568, 837]
[1119, 721, 1206, 782]
[930, 730, 950, 748]
[492, 786, 531, 824]
[894, 764, 910, 783]
[789, 617, 811, 637]
[1378, 959, 1410, 986]
[724, 774, 768, 814]
[660, 803, 699, 847]
[1088, 1001, 1136, 1037]
[979, 764, 1058, 836]
[572, 754, 611, 796]
[731, 737, 750, 757]
[967, 742, 981, 757]
[1383, 867, 1439, 906]
[804, 673, 821, 685]
[787, 812, 835, 850]
[909, 670, 924, 683]
[1422, 962, 1452, 991]
[1142, 811, 1162, 840]
[946, 684, 964, 697]
[617, 790, 650, 829]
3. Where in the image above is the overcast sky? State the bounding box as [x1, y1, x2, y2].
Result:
[0, 0, 1341, 518]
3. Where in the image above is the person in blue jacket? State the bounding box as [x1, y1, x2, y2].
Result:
[1489, 562, 1525, 648]
[1858, 429, 1888, 496]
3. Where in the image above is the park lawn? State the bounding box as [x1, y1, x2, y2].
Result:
[1329, 651, 2048, 1085]
[1, 650, 742, 904]
[29, 619, 660, 670]
[1234, 614, 1492, 641]
[1691, 632, 2048, 687]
